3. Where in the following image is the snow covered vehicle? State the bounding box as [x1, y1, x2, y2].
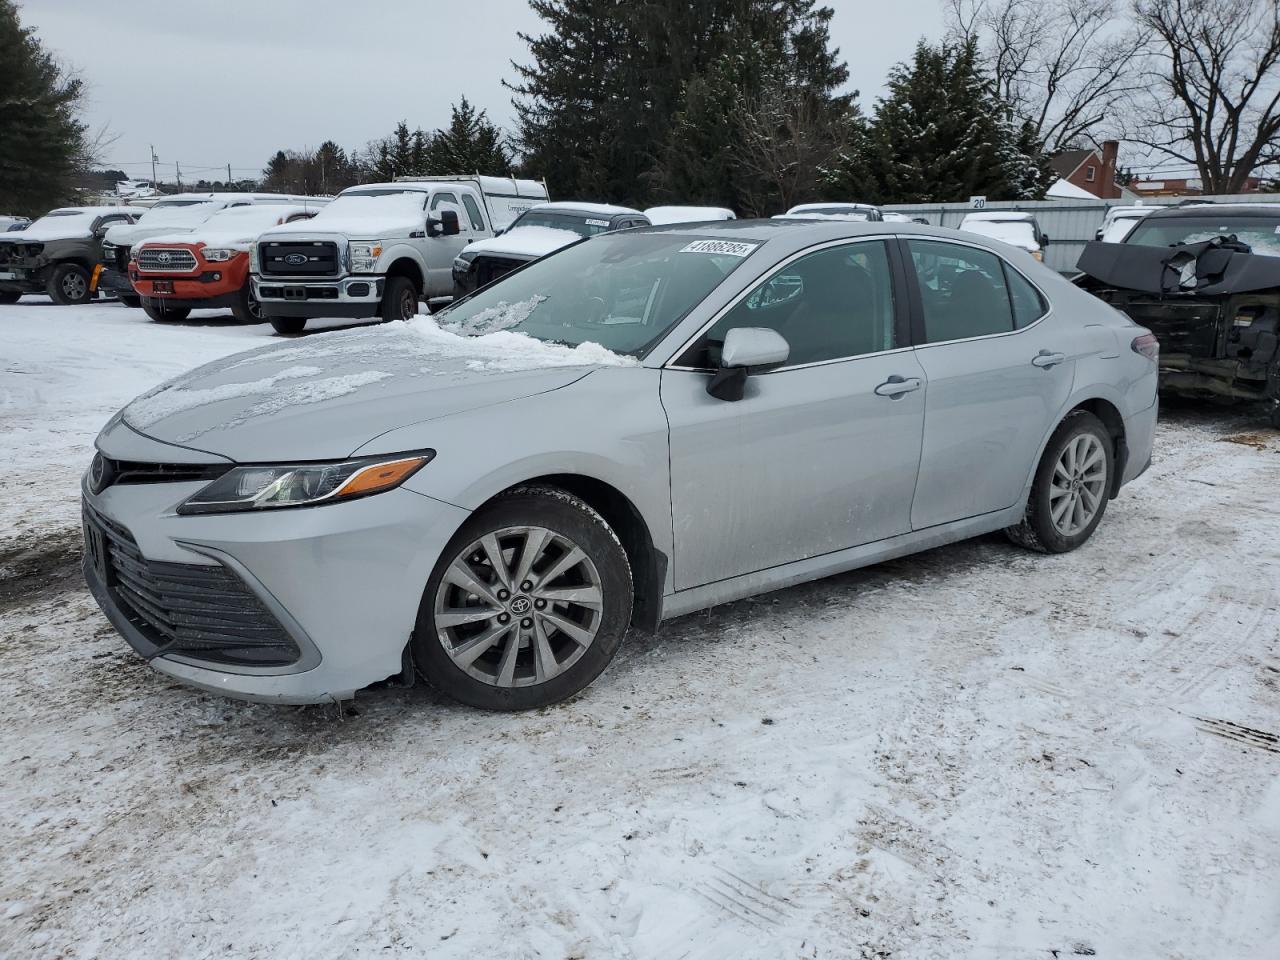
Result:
[129, 204, 321, 324]
[99, 194, 324, 307]
[1094, 205, 1151, 243]
[0, 215, 31, 233]
[0, 206, 146, 305]
[643, 206, 736, 225]
[452, 202, 649, 297]
[778, 202, 883, 221]
[1076, 203, 1280, 427]
[958, 211, 1050, 261]
[252, 180, 547, 334]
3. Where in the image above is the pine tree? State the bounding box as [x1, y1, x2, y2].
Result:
[387, 121, 415, 179]
[511, 0, 856, 208]
[866, 39, 1041, 203]
[428, 97, 512, 175]
[0, 0, 90, 215]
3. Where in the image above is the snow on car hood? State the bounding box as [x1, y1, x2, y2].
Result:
[260, 193, 426, 239]
[120, 313, 636, 462]
[462, 226, 582, 260]
[5, 214, 98, 243]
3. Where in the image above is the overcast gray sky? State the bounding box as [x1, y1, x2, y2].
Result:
[19, 0, 942, 179]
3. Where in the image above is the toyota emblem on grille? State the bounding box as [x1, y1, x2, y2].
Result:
[156, 252, 172, 263]
[284, 253, 308, 265]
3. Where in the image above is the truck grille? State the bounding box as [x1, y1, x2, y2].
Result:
[137, 247, 198, 273]
[259, 240, 340, 278]
[84, 504, 300, 667]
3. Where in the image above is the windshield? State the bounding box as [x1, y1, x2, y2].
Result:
[511, 210, 614, 238]
[150, 199, 211, 208]
[1126, 215, 1280, 257]
[437, 233, 757, 357]
[137, 202, 221, 225]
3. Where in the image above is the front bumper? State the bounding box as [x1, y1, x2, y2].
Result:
[0, 265, 48, 293]
[252, 275, 384, 319]
[82, 443, 470, 703]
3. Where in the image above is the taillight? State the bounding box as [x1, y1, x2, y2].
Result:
[1131, 333, 1159, 361]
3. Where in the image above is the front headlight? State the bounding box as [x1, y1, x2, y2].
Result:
[201, 248, 235, 262]
[349, 242, 383, 273]
[177, 451, 434, 515]
[453, 251, 478, 271]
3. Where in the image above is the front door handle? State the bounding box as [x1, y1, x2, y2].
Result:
[1032, 350, 1067, 368]
[874, 375, 923, 398]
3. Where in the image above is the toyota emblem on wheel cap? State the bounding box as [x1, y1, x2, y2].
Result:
[509, 596, 532, 615]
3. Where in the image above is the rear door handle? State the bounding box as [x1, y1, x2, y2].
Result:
[1032, 351, 1067, 368]
[874, 375, 923, 398]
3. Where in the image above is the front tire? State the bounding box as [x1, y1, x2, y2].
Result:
[381, 275, 419, 323]
[1006, 410, 1114, 553]
[141, 298, 191, 323]
[413, 486, 633, 711]
[269, 316, 306, 334]
[47, 263, 92, 305]
[118, 294, 142, 308]
[231, 283, 263, 324]
[0, 290, 20, 304]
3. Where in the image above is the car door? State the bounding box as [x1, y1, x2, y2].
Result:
[661, 238, 927, 590]
[901, 238, 1075, 529]
[425, 191, 470, 296]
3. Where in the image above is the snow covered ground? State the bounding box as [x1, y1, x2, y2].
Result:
[2, 300, 1278, 959]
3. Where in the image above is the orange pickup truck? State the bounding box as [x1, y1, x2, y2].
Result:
[130, 203, 320, 323]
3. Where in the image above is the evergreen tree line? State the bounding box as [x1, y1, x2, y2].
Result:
[510, 0, 1051, 214]
[260, 97, 512, 196]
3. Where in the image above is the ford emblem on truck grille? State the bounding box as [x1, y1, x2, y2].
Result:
[284, 253, 308, 265]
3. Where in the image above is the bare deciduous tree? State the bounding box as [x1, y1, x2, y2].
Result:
[733, 90, 853, 215]
[947, 0, 1148, 152]
[1133, 0, 1280, 194]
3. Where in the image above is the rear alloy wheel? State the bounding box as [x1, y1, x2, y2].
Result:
[47, 263, 92, 305]
[0, 290, 20, 304]
[381, 275, 419, 323]
[231, 283, 264, 324]
[1006, 410, 1113, 553]
[269, 316, 307, 334]
[414, 487, 633, 710]
[141, 297, 191, 323]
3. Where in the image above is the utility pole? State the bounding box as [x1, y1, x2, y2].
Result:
[150, 146, 159, 190]
[227, 163, 232, 189]
[176, 161, 182, 192]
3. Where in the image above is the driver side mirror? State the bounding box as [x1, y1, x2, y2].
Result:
[1040, 233, 1051, 247]
[707, 327, 790, 402]
[426, 210, 462, 238]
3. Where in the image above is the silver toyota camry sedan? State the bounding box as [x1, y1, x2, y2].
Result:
[83, 220, 1158, 710]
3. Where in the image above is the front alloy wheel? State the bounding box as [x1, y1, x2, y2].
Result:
[414, 487, 633, 710]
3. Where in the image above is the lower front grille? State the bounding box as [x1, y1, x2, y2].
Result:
[85, 505, 300, 667]
[259, 240, 340, 277]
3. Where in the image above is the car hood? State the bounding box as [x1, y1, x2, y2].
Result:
[118, 320, 630, 462]
[463, 226, 582, 261]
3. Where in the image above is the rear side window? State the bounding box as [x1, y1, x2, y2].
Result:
[460, 194, 486, 231]
[1005, 266, 1047, 328]
[908, 240, 1013, 343]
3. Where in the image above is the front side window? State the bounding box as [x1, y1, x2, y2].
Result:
[438, 232, 753, 357]
[909, 239, 1014, 343]
[460, 194, 486, 231]
[682, 240, 896, 368]
[430, 192, 459, 211]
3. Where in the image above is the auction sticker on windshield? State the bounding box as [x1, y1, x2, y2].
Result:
[679, 239, 758, 257]
[585, 219, 610, 228]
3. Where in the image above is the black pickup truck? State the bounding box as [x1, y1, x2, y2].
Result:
[1076, 203, 1280, 427]
[0, 206, 143, 305]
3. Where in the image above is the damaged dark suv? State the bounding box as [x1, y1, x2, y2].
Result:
[1076, 204, 1280, 427]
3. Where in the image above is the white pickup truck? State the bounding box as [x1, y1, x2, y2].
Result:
[251, 177, 548, 334]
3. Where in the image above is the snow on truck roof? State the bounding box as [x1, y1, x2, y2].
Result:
[644, 206, 736, 224]
[960, 211, 1037, 222]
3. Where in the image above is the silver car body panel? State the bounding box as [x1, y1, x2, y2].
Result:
[85, 220, 1158, 702]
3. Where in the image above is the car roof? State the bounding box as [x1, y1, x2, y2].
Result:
[530, 201, 642, 217]
[632, 217, 1036, 252]
[960, 211, 1036, 222]
[1143, 203, 1280, 220]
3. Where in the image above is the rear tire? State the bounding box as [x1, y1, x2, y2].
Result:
[47, 263, 92, 305]
[269, 316, 306, 334]
[141, 298, 191, 323]
[381, 275, 419, 323]
[413, 486, 633, 711]
[118, 294, 142, 308]
[1006, 410, 1114, 554]
[231, 283, 263, 324]
[0, 290, 20, 304]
